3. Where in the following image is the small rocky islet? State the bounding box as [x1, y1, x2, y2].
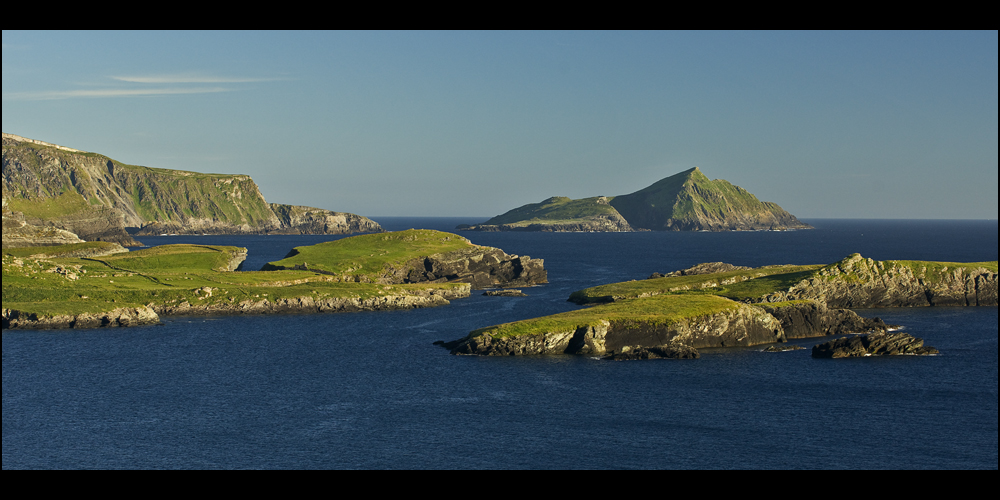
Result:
[442, 255, 995, 359]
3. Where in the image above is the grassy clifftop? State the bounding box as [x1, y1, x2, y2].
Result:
[263, 229, 474, 279]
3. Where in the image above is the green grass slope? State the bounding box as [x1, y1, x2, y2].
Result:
[478, 196, 624, 226]
[3, 136, 278, 230]
[609, 167, 810, 231]
[262, 229, 474, 280]
[3, 242, 466, 320]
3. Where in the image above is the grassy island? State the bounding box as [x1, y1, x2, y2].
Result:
[454, 254, 997, 355]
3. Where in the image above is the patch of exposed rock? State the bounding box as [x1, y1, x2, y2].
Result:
[603, 343, 700, 360]
[3, 205, 85, 247]
[152, 285, 470, 317]
[2, 306, 160, 330]
[761, 344, 806, 352]
[267, 204, 383, 235]
[759, 253, 997, 307]
[759, 300, 892, 339]
[649, 262, 752, 279]
[385, 246, 547, 289]
[812, 332, 939, 358]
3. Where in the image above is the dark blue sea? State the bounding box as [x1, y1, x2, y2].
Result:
[3, 219, 997, 469]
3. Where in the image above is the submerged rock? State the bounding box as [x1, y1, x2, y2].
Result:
[811, 332, 939, 358]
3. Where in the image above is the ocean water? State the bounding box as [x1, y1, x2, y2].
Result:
[2, 219, 997, 469]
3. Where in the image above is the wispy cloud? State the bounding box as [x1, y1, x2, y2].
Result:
[110, 74, 287, 84]
[3, 72, 287, 100]
[5, 87, 233, 100]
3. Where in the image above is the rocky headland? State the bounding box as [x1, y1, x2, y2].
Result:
[2, 133, 382, 247]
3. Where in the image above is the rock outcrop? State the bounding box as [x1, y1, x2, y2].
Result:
[812, 332, 939, 358]
[3, 204, 85, 247]
[3, 133, 381, 242]
[2, 306, 161, 330]
[267, 204, 383, 235]
[603, 343, 701, 360]
[392, 247, 547, 289]
[758, 254, 998, 307]
[759, 300, 892, 339]
[649, 261, 752, 279]
[150, 285, 470, 317]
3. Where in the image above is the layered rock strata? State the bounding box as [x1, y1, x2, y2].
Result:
[3, 205, 85, 247]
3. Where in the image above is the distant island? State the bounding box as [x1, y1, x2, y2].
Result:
[458, 167, 811, 232]
[2, 133, 381, 248]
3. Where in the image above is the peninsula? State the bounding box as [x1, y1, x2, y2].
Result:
[443, 254, 996, 357]
[2, 133, 381, 248]
[459, 167, 811, 232]
[2, 229, 546, 329]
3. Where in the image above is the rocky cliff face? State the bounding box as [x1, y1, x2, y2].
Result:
[2, 306, 160, 330]
[268, 203, 383, 235]
[149, 285, 470, 318]
[392, 246, 547, 289]
[447, 300, 882, 356]
[2, 134, 381, 243]
[758, 254, 998, 307]
[1, 285, 470, 330]
[2, 204, 85, 247]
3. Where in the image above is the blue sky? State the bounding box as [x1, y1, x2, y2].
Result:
[3, 31, 997, 219]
